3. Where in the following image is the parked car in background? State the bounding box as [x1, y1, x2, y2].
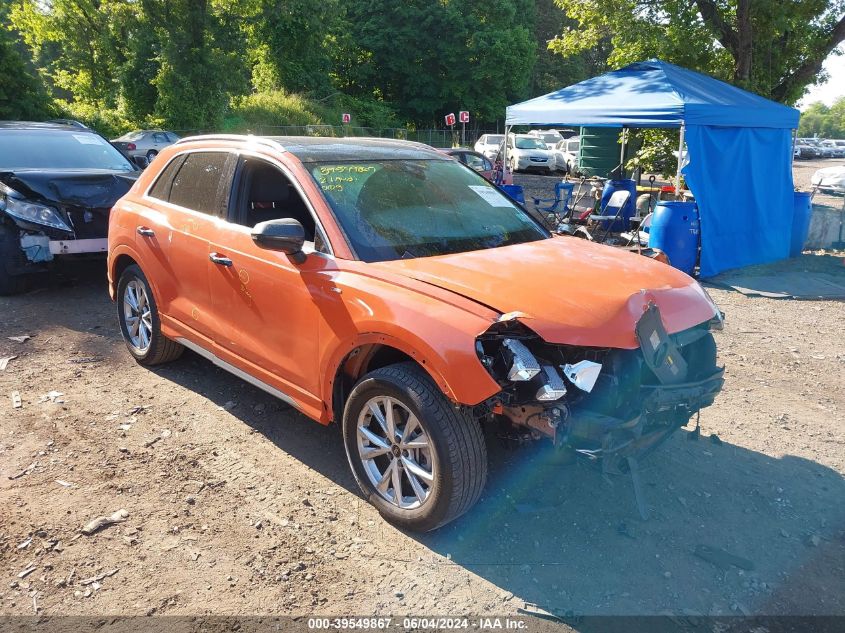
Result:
[473, 134, 505, 160]
[528, 129, 563, 146]
[111, 130, 180, 164]
[46, 118, 89, 129]
[551, 136, 580, 173]
[506, 134, 554, 172]
[799, 138, 832, 158]
[0, 121, 140, 295]
[811, 164, 845, 193]
[795, 139, 820, 159]
[107, 135, 723, 531]
[439, 148, 497, 182]
[821, 139, 845, 158]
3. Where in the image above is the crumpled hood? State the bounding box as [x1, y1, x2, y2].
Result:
[0, 169, 139, 208]
[373, 237, 717, 349]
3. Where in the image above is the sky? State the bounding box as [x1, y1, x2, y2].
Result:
[798, 48, 845, 108]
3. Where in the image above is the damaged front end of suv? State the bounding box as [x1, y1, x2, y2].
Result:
[0, 122, 140, 295]
[474, 303, 724, 480]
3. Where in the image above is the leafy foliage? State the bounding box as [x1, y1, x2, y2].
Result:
[4, 0, 843, 139]
[0, 21, 53, 120]
[799, 98, 845, 138]
[550, 0, 845, 105]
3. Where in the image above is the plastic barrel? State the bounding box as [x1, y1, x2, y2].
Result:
[790, 191, 813, 257]
[599, 179, 637, 231]
[649, 201, 700, 275]
[500, 184, 525, 205]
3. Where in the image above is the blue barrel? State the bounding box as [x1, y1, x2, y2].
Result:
[501, 184, 525, 205]
[649, 201, 700, 275]
[790, 191, 813, 257]
[600, 179, 637, 231]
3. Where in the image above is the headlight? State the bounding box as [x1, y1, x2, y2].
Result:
[503, 338, 541, 381]
[3, 196, 72, 232]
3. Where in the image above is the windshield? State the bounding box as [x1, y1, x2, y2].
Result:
[514, 137, 547, 150]
[0, 130, 135, 171]
[310, 159, 548, 262]
[117, 131, 147, 141]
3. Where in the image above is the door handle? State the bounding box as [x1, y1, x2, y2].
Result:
[209, 252, 233, 267]
[136, 226, 155, 237]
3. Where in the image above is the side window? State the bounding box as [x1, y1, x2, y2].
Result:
[147, 155, 186, 201]
[232, 157, 319, 246]
[464, 153, 485, 170]
[153, 133, 168, 143]
[169, 152, 231, 215]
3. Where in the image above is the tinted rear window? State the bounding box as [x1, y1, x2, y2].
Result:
[167, 152, 230, 215]
[0, 130, 134, 171]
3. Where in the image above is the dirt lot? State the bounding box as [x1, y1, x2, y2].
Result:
[1, 171, 844, 620]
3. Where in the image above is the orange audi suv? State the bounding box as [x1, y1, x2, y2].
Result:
[107, 135, 724, 530]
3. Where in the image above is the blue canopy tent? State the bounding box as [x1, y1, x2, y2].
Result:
[505, 59, 800, 277]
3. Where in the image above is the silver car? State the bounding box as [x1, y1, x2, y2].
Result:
[111, 130, 180, 164]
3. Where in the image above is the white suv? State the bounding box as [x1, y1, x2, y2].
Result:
[474, 134, 506, 160]
[506, 134, 554, 173]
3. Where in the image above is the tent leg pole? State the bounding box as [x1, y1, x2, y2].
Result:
[791, 129, 797, 166]
[675, 124, 685, 200]
[620, 127, 627, 179]
[504, 124, 511, 182]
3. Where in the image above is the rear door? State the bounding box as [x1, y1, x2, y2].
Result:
[137, 150, 235, 343]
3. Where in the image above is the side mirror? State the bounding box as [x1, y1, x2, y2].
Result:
[132, 155, 149, 170]
[251, 218, 306, 263]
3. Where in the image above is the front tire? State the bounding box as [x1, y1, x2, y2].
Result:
[117, 264, 183, 365]
[342, 362, 487, 532]
[0, 224, 30, 296]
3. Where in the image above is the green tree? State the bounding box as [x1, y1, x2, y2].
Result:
[798, 98, 845, 137]
[238, 0, 337, 95]
[338, 0, 536, 126]
[550, 0, 845, 104]
[141, 0, 248, 130]
[0, 24, 52, 119]
[10, 0, 130, 107]
[531, 0, 609, 96]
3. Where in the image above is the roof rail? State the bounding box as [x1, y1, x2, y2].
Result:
[174, 134, 285, 152]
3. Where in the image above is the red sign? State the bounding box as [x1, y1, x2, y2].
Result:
[341, 113, 351, 123]
[444, 113, 456, 126]
[459, 111, 469, 123]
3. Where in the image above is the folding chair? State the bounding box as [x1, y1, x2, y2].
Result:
[532, 181, 575, 227]
[621, 212, 653, 252]
[589, 189, 631, 243]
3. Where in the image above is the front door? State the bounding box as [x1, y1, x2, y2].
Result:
[207, 155, 332, 412]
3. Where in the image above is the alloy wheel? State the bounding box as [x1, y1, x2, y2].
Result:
[123, 279, 152, 353]
[356, 396, 435, 509]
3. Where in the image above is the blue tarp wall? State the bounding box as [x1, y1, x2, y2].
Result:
[505, 60, 801, 277]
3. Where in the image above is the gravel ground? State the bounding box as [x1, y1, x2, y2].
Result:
[1, 161, 844, 620]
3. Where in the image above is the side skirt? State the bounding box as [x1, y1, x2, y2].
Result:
[175, 336, 302, 413]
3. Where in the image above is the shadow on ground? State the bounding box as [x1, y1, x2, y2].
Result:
[159, 349, 845, 617]
[4, 257, 844, 619]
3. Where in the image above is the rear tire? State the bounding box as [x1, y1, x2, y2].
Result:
[342, 362, 487, 532]
[0, 224, 30, 296]
[117, 264, 183, 365]
[145, 150, 158, 163]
